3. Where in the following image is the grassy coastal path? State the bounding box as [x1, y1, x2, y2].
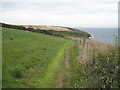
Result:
[34, 42, 73, 88]
[55, 43, 74, 88]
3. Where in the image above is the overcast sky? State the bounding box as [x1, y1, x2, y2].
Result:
[0, 0, 119, 27]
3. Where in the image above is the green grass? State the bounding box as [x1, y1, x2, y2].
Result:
[69, 43, 80, 88]
[2, 28, 74, 88]
[38, 42, 73, 88]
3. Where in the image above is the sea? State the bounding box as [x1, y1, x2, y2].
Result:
[75, 28, 118, 44]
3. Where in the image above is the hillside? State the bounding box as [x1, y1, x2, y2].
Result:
[1, 23, 91, 38]
[2, 27, 74, 88]
[22, 25, 73, 32]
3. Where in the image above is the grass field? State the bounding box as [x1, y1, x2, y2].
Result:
[2, 28, 74, 88]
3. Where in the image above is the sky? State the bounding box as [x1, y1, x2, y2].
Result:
[0, 0, 119, 27]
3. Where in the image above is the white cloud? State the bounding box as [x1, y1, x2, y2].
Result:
[0, 0, 118, 27]
[1, 0, 119, 3]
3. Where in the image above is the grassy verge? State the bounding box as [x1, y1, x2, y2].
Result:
[69, 42, 80, 88]
[2, 28, 74, 88]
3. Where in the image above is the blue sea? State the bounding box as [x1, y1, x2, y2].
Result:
[76, 28, 118, 44]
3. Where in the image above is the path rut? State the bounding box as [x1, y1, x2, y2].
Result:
[56, 44, 74, 88]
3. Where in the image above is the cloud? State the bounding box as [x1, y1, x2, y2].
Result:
[0, 0, 118, 27]
[1, 0, 119, 3]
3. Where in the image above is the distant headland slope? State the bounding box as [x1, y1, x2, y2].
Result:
[22, 25, 72, 32]
[0, 22, 91, 38]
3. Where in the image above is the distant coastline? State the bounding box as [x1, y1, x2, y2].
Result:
[75, 27, 118, 44]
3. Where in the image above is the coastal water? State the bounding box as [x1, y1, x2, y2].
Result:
[76, 28, 118, 44]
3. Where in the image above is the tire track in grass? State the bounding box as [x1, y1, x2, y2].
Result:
[56, 43, 74, 88]
[38, 41, 74, 88]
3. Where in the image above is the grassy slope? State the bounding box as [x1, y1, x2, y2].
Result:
[69, 42, 79, 88]
[2, 28, 74, 88]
